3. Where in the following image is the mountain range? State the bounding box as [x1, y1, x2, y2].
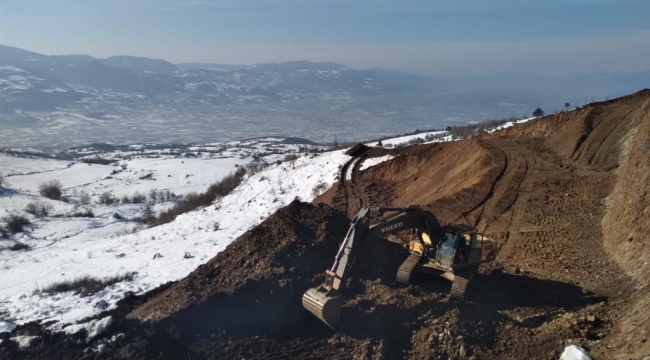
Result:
[0, 44, 648, 148]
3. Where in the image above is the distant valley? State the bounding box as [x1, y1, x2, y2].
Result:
[0, 44, 648, 149]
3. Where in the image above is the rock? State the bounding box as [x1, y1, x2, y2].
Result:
[459, 344, 467, 358]
[94, 300, 110, 310]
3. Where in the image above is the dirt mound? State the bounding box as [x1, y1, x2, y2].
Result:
[494, 89, 650, 170]
[130, 200, 350, 323]
[345, 143, 370, 156]
[357, 139, 501, 223]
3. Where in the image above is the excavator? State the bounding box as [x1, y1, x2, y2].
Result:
[302, 206, 498, 328]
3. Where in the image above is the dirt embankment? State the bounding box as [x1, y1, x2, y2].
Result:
[600, 96, 650, 359]
[4, 90, 650, 360]
[494, 89, 650, 358]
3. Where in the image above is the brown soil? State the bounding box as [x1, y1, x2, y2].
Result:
[3, 89, 649, 360]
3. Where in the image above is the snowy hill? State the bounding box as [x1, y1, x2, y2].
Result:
[0, 137, 334, 331]
[99, 56, 179, 74]
[0, 44, 452, 148]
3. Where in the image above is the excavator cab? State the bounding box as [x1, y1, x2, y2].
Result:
[436, 232, 457, 267]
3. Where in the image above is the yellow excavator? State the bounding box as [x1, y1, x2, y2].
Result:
[302, 206, 498, 328]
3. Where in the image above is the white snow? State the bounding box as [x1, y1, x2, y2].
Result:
[345, 158, 360, 181]
[8, 163, 115, 193]
[487, 116, 537, 133]
[64, 316, 112, 339]
[40, 87, 68, 93]
[0, 320, 16, 333]
[4, 156, 250, 198]
[560, 345, 591, 360]
[366, 131, 451, 148]
[359, 155, 395, 171]
[0, 65, 26, 73]
[0, 150, 349, 333]
[0, 155, 70, 177]
[10, 335, 38, 349]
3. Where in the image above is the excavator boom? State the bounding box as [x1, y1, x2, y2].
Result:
[302, 206, 443, 328]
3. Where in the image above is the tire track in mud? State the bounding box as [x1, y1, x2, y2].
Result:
[335, 157, 354, 216]
[343, 155, 370, 217]
[458, 139, 537, 235]
[336, 155, 368, 218]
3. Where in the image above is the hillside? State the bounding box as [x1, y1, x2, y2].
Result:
[1, 90, 649, 359]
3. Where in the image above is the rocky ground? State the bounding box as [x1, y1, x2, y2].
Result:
[2, 90, 649, 360]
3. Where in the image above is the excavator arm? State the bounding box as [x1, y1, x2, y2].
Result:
[302, 206, 443, 328]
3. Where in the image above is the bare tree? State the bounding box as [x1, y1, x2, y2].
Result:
[79, 191, 91, 205]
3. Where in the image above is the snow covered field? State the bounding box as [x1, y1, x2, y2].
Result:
[0, 149, 349, 334]
[6, 157, 249, 199]
[0, 155, 70, 176]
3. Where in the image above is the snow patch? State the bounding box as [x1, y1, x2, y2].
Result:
[0, 65, 26, 73]
[359, 155, 395, 171]
[0, 320, 16, 333]
[10, 335, 39, 349]
[63, 316, 112, 340]
[487, 116, 537, 133]
[367, 131, 450, 148]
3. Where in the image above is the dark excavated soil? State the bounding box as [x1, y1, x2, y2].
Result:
[3, 90, 650, 360]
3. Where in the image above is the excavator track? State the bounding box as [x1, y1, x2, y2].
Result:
[396, 253, 421, 284]
[449, 267, 477, 299]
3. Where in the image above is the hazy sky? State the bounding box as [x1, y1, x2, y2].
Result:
[1, 0, 649, 75]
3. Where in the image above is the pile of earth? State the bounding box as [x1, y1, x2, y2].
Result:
[0, 206, 612, 360]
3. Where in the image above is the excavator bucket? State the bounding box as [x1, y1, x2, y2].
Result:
[302, 286, 345, 329]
